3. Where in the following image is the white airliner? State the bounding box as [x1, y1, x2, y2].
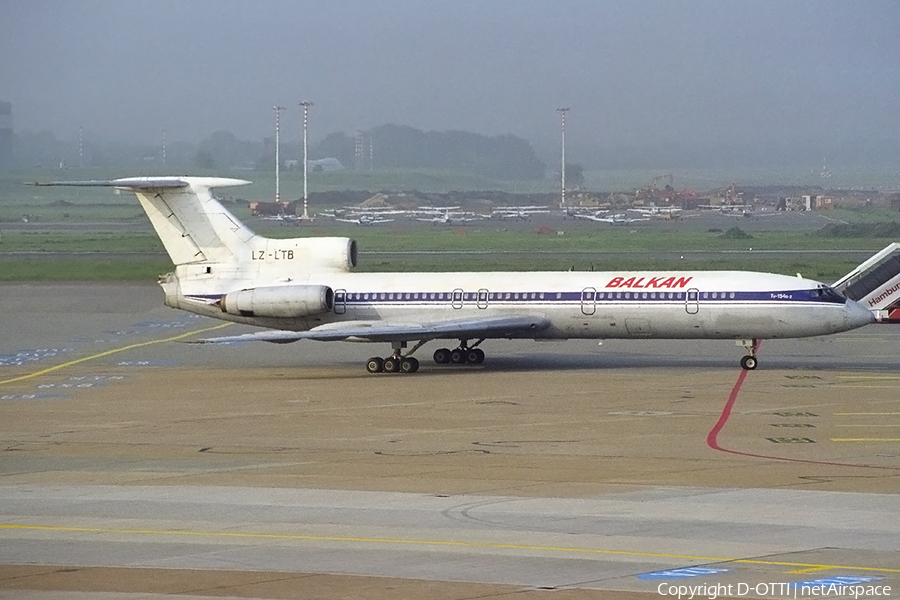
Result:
[36, 177, 876, 374]
[334, 214, 394, 226]
[491, 207, 551, 221]
[575, 212, 650, 225]
[629, 206, 683, 219]
[413, 210, 482, 225]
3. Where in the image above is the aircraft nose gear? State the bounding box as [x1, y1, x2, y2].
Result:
[737, 338, 759, 370]
[433, 339, 485, 366]
[366, 340, 422, 374]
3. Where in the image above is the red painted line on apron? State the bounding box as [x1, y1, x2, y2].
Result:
[707, 348, 900, 471]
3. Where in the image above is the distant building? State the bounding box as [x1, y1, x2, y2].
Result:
[285, 158, 343, 172]
[309, 157, 344, 172]
[0, 101, 11, 168]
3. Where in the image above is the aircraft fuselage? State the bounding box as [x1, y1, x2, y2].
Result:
[164, 269, 869, 341]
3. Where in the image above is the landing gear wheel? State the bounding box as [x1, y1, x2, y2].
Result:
[450, 349, 467, 364]
[383, 356, 401, 373]
[467, 348, 485, 364]
[365, 357, 384, 373]
[400, 357, 419, 373]
[433, 348, 451, 364]
[740, 355, 758, 370]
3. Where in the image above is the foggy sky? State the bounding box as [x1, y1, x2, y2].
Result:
[2, 0, 898, 158]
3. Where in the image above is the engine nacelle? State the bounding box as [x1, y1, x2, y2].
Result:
[263, 237, 358, 272]
[220, 285, 334, 318]
[299, 237, 357, 272]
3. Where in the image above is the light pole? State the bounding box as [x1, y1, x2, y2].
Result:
[557, 107, 569, 209]
[273, 105, 285, 203]
[299, 101, 314, 220]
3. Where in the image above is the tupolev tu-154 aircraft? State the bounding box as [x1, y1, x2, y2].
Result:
[36, 177, 876, 374]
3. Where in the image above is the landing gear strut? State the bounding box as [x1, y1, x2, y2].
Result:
[738, 339, 759, 370]
[365, 340, 424, 374]
[433, 339, 485, 366]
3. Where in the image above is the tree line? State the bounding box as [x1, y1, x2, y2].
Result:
[8, 125, 546, 180]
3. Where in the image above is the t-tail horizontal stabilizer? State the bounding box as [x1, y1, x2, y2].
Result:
[33, 177, 254, 266]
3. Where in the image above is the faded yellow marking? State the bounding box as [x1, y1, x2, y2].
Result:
[2, 523, 899, 574]
[831, 385, 900, 389]
[836, 375, 900, 380]
[834, 413, 900, 416]
[831, 438, 900, 442]
[788, 566, 832, 574]
[0, 323, 232, 386]
[835, 424, 900, 427]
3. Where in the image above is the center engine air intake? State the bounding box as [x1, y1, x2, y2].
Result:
[220, 285, 334, 318]
[284, 237, 357, 271]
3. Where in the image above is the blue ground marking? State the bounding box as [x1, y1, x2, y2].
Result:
[791, 576, 884, 588]
[35, 375, 128, 390]
[0, 348, 71, 367]
[1, 394, 69, 401]
[107, 316, 203, 338]
[116, 359, 179, 367]
[638, 567, 730, 580]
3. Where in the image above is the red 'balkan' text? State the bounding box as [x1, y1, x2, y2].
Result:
[605, 276, 693, 289]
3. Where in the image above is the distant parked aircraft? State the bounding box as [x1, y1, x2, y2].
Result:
[334, 214, 394, 226]
[414, 210, 482, 225]
[575, 212, 650, 225]
[629, 206, 683, 219]
[491, 207, 551, 221]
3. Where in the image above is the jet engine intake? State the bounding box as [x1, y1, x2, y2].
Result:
[220, 285, 334, 318]
[271, 237, 357, 272]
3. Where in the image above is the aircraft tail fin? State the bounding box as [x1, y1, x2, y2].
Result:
[833, 242, 900, 321]
[35, 177, 256, 266]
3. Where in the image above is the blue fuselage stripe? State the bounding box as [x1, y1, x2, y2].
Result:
[190, 289, 845, 306]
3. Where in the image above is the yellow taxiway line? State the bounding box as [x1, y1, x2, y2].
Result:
[0, 323, 232, 386]
[2, 523, 898, 575]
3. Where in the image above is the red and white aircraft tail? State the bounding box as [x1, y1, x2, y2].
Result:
[833, 243, 900, 322]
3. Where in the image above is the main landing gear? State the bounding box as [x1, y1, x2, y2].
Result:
[365, 340, 425, 374]
[432, 339, 485, 366]
[363, 339, 487, 374]
[738, 338, 759, 370]
[365, 354, 419, 374]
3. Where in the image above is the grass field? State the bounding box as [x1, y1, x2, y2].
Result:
[2, 226, 897, 254]
[1, 224, 892, 282]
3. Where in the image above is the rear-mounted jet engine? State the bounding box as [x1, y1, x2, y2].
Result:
[219, 285, 334, 318]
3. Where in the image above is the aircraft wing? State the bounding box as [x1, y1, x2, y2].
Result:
[194, 314, 550, 344]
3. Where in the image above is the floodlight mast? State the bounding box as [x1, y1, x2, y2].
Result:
[299, 101, 314, 220]
[273, 105, 285, 203]
[557, 107, 569, 209]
